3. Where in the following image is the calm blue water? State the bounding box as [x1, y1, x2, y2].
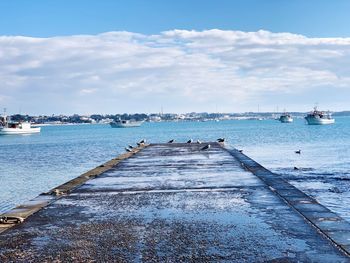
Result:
[1, 118, 349, 220]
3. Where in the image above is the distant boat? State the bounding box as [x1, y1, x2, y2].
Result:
[305, 107, 335, 125]
[279, 113, 293, 123]
[110, 120, 143, 128]
[0, 112, 40, 135]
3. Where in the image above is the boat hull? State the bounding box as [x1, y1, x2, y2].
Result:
[279, 116, 293, 123]
[305, 117, 335, 125]
[110, 121, 143, 128]
[0, 127, 41, 135]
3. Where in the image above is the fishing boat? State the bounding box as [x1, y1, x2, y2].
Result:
[110, 119, 143, 128]
[279, 113, 293, 123]
[0, 111, 41, 135]
[305, 107, 335, 125]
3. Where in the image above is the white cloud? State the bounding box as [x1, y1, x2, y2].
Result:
[0, 29, 350, 114]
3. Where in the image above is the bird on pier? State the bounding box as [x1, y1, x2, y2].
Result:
[238, 149, 243, 153]
[197, 140, 202, 144]
[217, 138, 225, 143]
[187, 139, 193, 143]
[168, 139, 175, 143]
[128, 145, 134, 149]
[201, 144, 211, 150]
[295, 150, 301, 154]
[139, 139, 146, 144]
[125, 147, 132, 152]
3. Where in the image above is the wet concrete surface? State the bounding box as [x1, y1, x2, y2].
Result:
[0, 143, 349, 262]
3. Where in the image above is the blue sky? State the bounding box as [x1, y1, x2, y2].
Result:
[0, 1, 350, 114]
[1, 0, 350, 37]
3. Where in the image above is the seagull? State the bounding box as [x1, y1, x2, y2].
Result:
[128, 145, 134, 149]
[168, 139, 175, 143]
[201, 144, 211, 150]
[217, 138, 225, 143]
[197, 140, 202, 144]
[294, 166, 299, 170]
[238, 149, 243, 153]
[187, 139, 193, 143]
[125, 147, 132, 152]
[295, 150, 301, 154]
[136, 142, 141, 146]
[139, 139, 146, 144]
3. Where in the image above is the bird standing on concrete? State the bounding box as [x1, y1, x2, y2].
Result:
[168, 139, 174, 143]
[128, 145, 134, 149]
[125, 147, 132, 152]
[187, 139, 193, 143]
[295, 150, 301, 154]
[201, 144, 211, 150]
[139, 139, 146, 144]
[217, 138, 225, 143]
[197, 140, 202, 144]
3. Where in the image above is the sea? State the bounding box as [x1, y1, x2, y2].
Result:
[1, 117, 349, 222]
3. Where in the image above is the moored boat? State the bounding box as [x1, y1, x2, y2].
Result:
[0, 112, 41, 135]
[110, 119, 143, 128]
[279, 113, 293, 123]
[305, 107, 335, 125]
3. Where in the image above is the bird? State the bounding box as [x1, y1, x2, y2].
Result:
[168, 139, 175, 143]
[294, 166, 299, 170]
[136, 142, 141, 146]
[201, 144, 211, 150]
[196, 140, 202, 144]
[187, 139, 193, 143]
[295, 150, 301, 154]
[217, 138, 225, 143]
[128, 145, 134, 149]
[125, 147, 132, 152]
[139, 139, 146, 144]
[238, 149, 243, 153]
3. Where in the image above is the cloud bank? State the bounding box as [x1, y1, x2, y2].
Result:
[1, 29, 350, 114]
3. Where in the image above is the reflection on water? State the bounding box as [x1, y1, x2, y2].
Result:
[0, 117, 349, 221]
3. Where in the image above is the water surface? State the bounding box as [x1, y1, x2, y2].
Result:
[0, 118, 349, 221]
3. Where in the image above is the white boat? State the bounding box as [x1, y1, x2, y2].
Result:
[279, 113, 293, 123]
[305, 107, 335, 125]
[110, 120, 143, 128]
[0, 113, 41, 135]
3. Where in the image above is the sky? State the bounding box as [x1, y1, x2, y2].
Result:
[0, 0, 350, 114]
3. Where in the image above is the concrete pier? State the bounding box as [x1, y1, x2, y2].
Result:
[0, 142, 349, 262]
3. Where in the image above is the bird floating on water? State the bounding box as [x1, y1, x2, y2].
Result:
[201, 144, 211, 150]
[217, 138, 225, 143]
[295, 150, 301, 154]
[168, 139, 174, 143]
[187, 139, 193, 143]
